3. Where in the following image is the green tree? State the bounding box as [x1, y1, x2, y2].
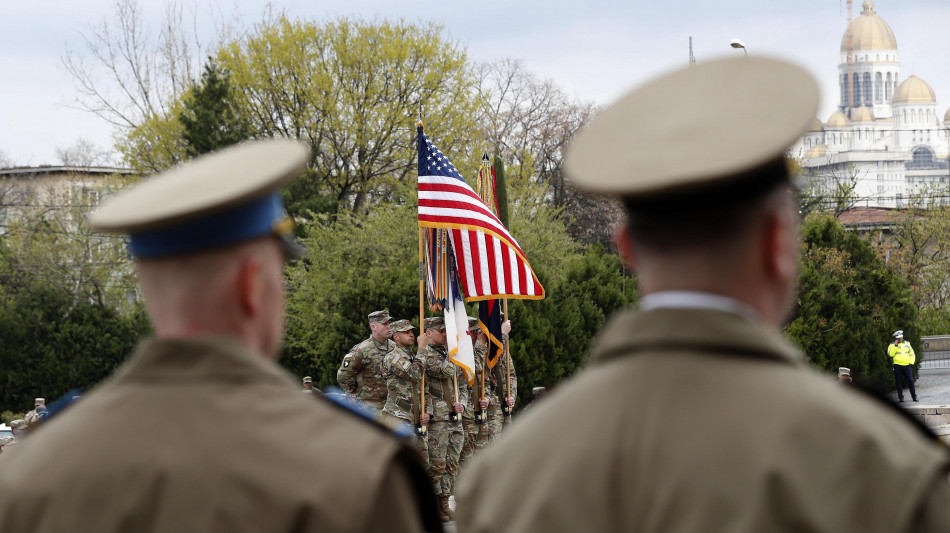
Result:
[217, 17, 483, 214]
[117, 107, 187, 173]
[0, 173, 140, 312]
[506, 244, 638, 408]
[870, 192, 950, 334]
[179, 60, 252, 158]
[0, 281, 151, 413]
[785, 215, 917, 389]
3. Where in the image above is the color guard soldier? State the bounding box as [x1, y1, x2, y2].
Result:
[337, 310, 395, 413]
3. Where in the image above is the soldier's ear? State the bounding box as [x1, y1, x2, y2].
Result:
[237, 256, 264, 316]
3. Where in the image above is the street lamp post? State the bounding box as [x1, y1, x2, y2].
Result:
[730, 38, 748, 56]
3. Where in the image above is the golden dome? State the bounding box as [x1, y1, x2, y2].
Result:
[892, 75, 936, 104]
[944, 108, 950, 123]
[852, 105, 874, 122]
[840, 1, 897, 52]
[808, 117, 823, 132]
[826, 110, 851, 128]
[805, 145, 828, 159]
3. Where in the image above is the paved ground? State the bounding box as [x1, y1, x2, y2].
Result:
[886, 367, 950, 406]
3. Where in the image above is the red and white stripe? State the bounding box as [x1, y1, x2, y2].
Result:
[419, 175, 545, 301]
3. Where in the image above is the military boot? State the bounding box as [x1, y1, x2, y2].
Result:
[440, 496, 455, 521]
[437, 496, 451, 522]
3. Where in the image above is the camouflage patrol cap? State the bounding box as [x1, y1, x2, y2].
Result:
[302, 376, 312, 383]
[368, 310, 393, 324]
[34, 398, 45, 405]
[468, 316, 480, 332]
[391, 319, 416, 333]
[424, 316, 446, 330]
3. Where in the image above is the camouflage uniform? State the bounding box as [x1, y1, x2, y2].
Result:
[492, 339, 517, 431]
[423, 339, 466, 499]
[380, 320, 428, 462]
[459, 343, 486, 473]
[336, 311, 395, 413]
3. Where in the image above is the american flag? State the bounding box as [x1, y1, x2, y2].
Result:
[417, 125, 545, 302]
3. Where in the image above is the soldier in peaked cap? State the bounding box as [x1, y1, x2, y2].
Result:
[0, 140, 441, 533]
[337, 309, 395, 413]
[457, 58, 950, 533]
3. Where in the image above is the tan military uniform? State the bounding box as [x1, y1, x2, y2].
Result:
[458, 308, 950, 532]
[337, 336, 395, 411]
[0, 336, 441, 533]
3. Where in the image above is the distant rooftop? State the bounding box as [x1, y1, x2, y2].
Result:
[0, 166, 135, 177]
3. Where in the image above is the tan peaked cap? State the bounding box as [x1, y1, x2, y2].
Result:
[564, 57, 819, 196]
[90, 140, 308, 232]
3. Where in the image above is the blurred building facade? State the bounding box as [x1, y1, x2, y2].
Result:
[793, 1, 950, 209]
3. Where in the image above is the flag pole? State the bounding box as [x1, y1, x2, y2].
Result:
[502, 298, 512, 417]
[478, 347, 487, 423]
[475, 153, 490, 424]
[417, 225, 428, 437]
[452, 372, 462, 424]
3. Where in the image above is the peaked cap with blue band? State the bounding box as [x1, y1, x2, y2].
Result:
[90, 140, 308, 258]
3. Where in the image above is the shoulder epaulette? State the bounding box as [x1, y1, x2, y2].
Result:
[320, 387, 442, 531]
[320, 387, 416, 440]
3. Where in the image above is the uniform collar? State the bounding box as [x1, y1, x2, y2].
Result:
[113, 335, 296, 387]
[639, 290, 760, 322]
[590, 307, 803, 367]
[371, 336, 394, 351]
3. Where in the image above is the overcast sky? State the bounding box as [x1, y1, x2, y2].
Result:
[2, 0, 949, 166]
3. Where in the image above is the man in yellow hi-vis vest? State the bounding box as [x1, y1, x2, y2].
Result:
[887, 330, 918, 402]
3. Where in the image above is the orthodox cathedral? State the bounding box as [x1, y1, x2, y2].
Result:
[794, 1, 949, 208]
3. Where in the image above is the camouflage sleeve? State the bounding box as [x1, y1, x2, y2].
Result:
[474, 344, 487, 373]
[509, 348, 518, 399]
[386, 350, 424, 381]
[425, 347, 455, 378]
[492, 339, 517, 399]
[458, 373, 470, 406]
[336, 347, 363, 393]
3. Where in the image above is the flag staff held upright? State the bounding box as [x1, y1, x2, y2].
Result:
[417, 224, 428, 437]
[502, 298, 512, 417]
[416, 120, 428, 438]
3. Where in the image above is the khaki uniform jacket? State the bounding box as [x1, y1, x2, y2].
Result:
[0, 336, 441, 533]
[457, 308, 950, 533]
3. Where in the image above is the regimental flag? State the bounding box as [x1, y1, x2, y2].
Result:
[417, 125, 545, 302]
[475, 154, 505, 369]
[423, 227, 476, 384]
[443, 283, 476, 385]
[478, 299, 504, 369]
